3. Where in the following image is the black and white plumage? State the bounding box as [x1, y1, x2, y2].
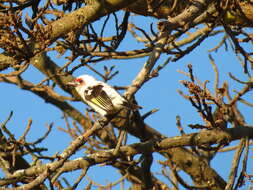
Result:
[68, 74, 140, 116]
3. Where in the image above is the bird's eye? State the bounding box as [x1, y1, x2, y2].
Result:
[75, 78, 84, 84]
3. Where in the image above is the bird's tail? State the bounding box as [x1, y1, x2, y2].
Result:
[122, 101, 142, 110]
[130, 103, 142, 110]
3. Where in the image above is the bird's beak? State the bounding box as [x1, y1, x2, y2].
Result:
[67, 81, 78, 87]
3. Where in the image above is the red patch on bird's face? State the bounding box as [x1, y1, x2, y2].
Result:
[75, 78, 85, 85]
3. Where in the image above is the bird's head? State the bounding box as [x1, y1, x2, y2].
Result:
[67, 74, 96, 89]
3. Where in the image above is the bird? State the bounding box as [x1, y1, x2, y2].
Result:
[67, 74, 141, 116]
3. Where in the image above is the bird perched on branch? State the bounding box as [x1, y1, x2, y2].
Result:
[68, 74, 141, 116]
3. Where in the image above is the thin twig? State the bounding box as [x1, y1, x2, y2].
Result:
[234, 137, 249, 189]
[18, 119, 32, 142]
[208, 54, 219, 96]
[1, 111, 15, 141]
[225, 138, 246, 190]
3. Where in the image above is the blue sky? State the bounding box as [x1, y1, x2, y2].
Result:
[0, 8, 253, 189]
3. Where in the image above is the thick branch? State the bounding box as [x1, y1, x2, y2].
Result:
[47, 0, 137, 44]
[125, 31, 168, 99]
[2, 126, 252, 187]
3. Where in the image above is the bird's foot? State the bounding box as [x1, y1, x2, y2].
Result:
[98, 117, 109, 127]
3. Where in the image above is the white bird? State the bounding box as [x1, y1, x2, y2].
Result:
[68, 74, 141, 116]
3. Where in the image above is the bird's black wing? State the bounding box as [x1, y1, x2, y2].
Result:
[84, 84, 115, 112]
